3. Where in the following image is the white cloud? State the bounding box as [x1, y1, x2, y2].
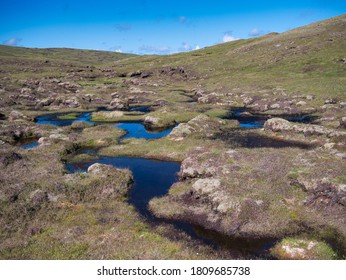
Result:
[178, 42, 201, 52]
[109, 45, 122, 53]
[3, 37, 22, 46]
[222, 32, 239, 43]
[180, 42, 191, 51]
[249, 28, 263, 37]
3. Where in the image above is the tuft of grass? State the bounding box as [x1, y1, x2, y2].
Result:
[57, 113, 79, 120]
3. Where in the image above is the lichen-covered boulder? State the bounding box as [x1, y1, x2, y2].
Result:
[271, 238, 336, 260]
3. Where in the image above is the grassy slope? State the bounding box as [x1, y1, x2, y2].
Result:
[1, 15, 344, 101]
[0, 45, 136, 65]
[109, 14, 346, 100]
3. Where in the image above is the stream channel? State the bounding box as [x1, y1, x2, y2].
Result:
[20, 107, 316, 258]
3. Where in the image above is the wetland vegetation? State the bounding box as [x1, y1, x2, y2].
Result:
[0, 15, 345, 260]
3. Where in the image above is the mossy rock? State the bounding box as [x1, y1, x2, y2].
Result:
[271, 238, 337, 260]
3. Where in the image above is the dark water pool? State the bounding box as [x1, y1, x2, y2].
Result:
[66, 155, 275, 258]
[227, 108, 317, 129]
[67, 156, 180, 218]
[128, 106, 151, 113]
[35, 110, 277, 257]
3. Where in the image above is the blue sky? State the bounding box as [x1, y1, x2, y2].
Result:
[1, 0, 345, 54]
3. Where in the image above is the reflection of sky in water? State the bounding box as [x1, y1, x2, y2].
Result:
[239, 122, 264, 128]
[35, 112, 94, 126]
[20, 142, 40, 149]
[35, 112, 172, 140]
[66, 156, 180, 218]
[230, 108, 315, 129]
[117, 123, 173, 140]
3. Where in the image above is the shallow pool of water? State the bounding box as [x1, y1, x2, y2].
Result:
[18, 139, 40, 149]
[227, 108, 317, 129]
[35, 112, 94, 126]
[117, 123, 173, 140]
[67, 156, 180, 218]
[128, 106, 151, 113]
[35, 112, 173, 140]
[66, 155, 275, 258]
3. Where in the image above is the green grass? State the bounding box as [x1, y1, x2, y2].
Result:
[57, 113, 79, 120]
[99, 137, 212, 161]
[0, 45, 136, 66]
[91, 111, 144, 122]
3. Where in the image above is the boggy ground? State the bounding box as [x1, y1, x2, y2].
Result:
[0, 15, 346, 259]
[0, 122, 236, 259]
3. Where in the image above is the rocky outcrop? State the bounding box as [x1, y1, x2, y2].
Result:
[264, 118, 346, 137]
[159, 67, 186, 77]
[85, 163, 134, 199]
[340, 117, 346, 128]
[291, 177, 346, 206]
[109, 98, 129, 110]
[271, 238, 336, 260]
[169, 114, 234, 140]
[197, 92, 235, 106]
[150, 144, 346, 244]
[57, 82, 81, 93]
[8, 111, 33, 122]
[63, 97, 80, 108]
[179, 154, 219, 179]
[35, 97, 55, 109]
[87, 163, 112, 174]
[143, 116, 160, 126]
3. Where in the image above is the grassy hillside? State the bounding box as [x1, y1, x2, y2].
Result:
[0, 45, 136, 65]
[0, 14, 344, 101]
[107, 14, 345, 100]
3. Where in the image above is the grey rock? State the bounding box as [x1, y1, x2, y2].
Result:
[109, 98, 129, 110]
[8, 111, 33, 122]
[339, 117, 346, 128]
[144, 116, 160, 125]
[192, 178, 221, 195]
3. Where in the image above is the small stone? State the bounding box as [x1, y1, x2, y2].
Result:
[144, 116, 160, 125]
[270, 103, 281, 109]
[325, 98, 338, 104]
[339, 117, 346, 128]
[296, 101, 307, 106]
[335, 153, 346, 159]
[323, 143, 335, 150]
[337, 184, 346, 193]
[9, 110, 33, 122]
[109, 98, 129, 110]
[87, 163, 113, 174]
